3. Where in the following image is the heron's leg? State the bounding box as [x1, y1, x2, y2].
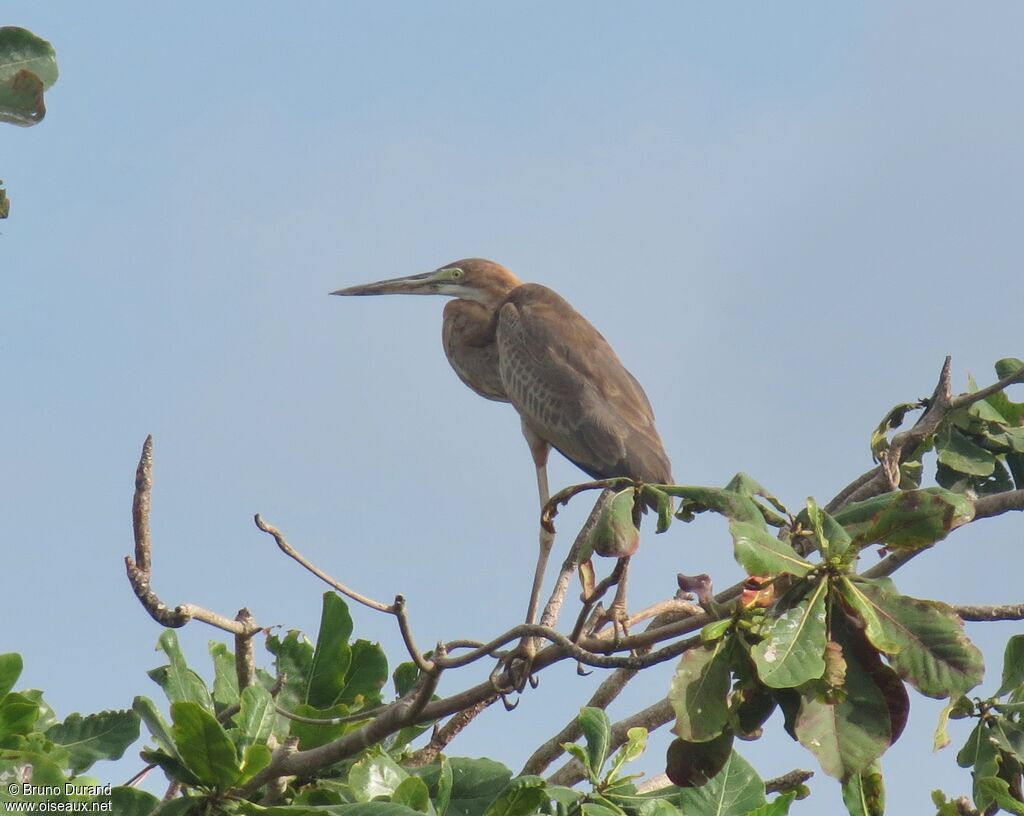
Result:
[607, 555, 631, 637]
[523, 428, 554, 627]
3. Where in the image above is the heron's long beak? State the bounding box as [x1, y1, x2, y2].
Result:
[330, 271, 440, 297]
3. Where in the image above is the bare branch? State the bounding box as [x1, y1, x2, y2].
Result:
[406, 696, 499, 768]
[235, 608, 257, 689]
[124, 438, 261, 637]
[954, 603, 1024, 621]
[765, 768, 815, 794]
[132, 435, 154, 574]
[254, 514, 395, 614]
[949, 364, 1024, 410]
[974, 489, 1024, 520]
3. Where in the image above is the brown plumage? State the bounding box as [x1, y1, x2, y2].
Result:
[332, 258, 672, 626]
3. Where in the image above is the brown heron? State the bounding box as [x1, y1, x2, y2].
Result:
[332, 258, 672, 629]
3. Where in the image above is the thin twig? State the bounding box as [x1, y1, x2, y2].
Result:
[949, 364, 1024, 409]
[765, 768, 815, 794]
[254, 514, 395, 613]
[406, 696, 499, 768]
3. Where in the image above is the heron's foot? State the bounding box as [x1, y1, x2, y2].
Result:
[491, 639, 540, 694]
[590, 600, 630, 643]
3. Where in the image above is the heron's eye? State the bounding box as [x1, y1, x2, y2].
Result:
[449, 268, 464, 279]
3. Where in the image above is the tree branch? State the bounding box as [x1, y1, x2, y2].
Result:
[124, 437, 261, 637]
[954, 603, 1024, 622]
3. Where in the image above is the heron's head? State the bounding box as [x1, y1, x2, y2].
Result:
[331, 258, 521, 307]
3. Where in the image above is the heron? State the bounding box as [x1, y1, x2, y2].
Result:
[332, 258, 672, 633]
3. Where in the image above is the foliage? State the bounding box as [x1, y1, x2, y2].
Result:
[0, 652, 139, 810]
[5, 355, 1023, 815]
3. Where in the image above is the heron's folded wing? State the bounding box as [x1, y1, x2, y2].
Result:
[496, 284, 671, 483]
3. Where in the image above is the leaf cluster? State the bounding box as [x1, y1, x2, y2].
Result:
[0, 652, 139, 809]
[933, 635, 1024, 814]
[662, 481, 988, 816]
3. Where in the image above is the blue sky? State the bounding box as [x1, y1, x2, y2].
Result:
[3, 3, 1023, 810]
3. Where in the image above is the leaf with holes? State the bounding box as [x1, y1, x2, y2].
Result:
[751, 579, 828, 688]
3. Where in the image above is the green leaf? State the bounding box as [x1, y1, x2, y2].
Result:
[607, 727, 647, 782]
[833, 488, 975, 552]
[209, 642, 240, 709]
[989, 718, 1024, 762]
[730, 521, 812, 578]
[589, 488, 640, 558]
[150, 630, 215, 712]
[392, 777, 431, 812]
[266, 630, 314, 713]
[847, 580, 983, 698]
[836, 578, 901, 655]
[975, 777, 1024, 815]
[170, 700, 241, 790]
[239, 743, 272, 784]
[957, 721, 998, 769]
[745, 793, 797, 816]
[578, 707, 612, 778]
[701, 618, 733, 642]
[806, 498, 853, 560]
[234, 684, 277, 749]
[289, 702, 353, 749]
[669, 641, 732, 742]
[393, 662, 421, 698]
[139, 748, 203, 788]
[434, 757, 454, 816]
[723, 473, 789, 516]
[0, 691, 39, 737]
[308, 592, 355, 709]
[936, 423, 997, 476]
[0, 653, 23, 698]
[751, 579, 828, 688]
[0, 184, 8, 219]
[350, 751, 409, 802]
[340, 640, 389, 707]
[0, 27, 59, 87]
[996, 634, 1024, 698]
[0, 27, 58, 127]
[439, 757, 512, 816]
[562, 742, 594, 781]
[871, 402, 921, 459]
[665, 486, 764, 525]
[841, 763, 884, 816]
[45, 709, 140, 774]
[673, 743, 766, 811]
[483, 776, 548, 816]
[132, 695, 178, 757]
[794, 617, 893, 781]
[109, 787, 162, 816]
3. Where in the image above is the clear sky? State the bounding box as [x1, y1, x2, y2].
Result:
[3, 3, 1023, 811]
